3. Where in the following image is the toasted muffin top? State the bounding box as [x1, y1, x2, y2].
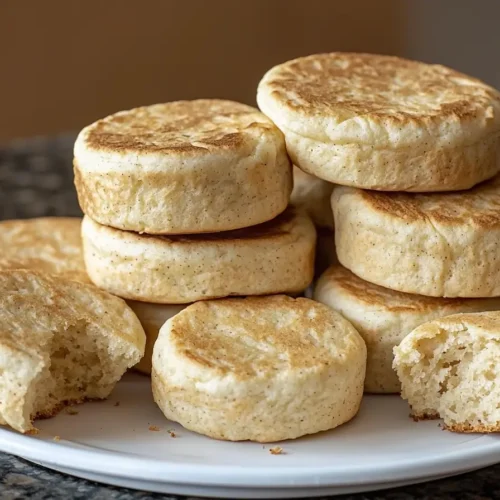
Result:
[258, 53, 500, 148]
[157, 295, 365, 380]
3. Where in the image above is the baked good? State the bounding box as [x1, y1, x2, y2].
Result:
[0, 269, 145, 433]
[290, 166, 334, 229]
[315, 265, 500, 393]
[152, 295, 366, 442]
[0, 217, 90, 283]
[74, 99, 292, 234]
[333, 175, 500, 297]
[128, 301, 185, 374]
[81, 207, 316, 303]
[394, 311, 500, 432]
[257, 53, 500, 192]
[0, 217, 179, 375]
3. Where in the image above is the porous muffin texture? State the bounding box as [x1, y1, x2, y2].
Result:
[0, 270, 145, 433]
[81, 207, 316, 304]
[315, 265, 500, 393]
[152, 295, 366, 442]
[394, 312, 500, 432]
[258, 53, 500, 191]
[333, 175, 500, 297]
[74, 99, 292, 234]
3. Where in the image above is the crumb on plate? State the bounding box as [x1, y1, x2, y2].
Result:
[149, 425, 160, 432]
[269, 446, 283, 455]
[53, 435, 61, 442]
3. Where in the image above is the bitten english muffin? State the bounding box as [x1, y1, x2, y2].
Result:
[394, 311, 500, 432]
[152, 295, 366, 442]
[291, 166, 334, 229]
[0, 217, 181, 375]
[333, 175, 500, 297]
[257, 53, 500, 192]
[74, 99, 292, 234]
[81, 207, 316, 304]
[314, 265, 500, 393]
[0, 270, 145, 433]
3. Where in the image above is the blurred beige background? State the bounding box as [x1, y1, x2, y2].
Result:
[1, 0, 499, 143]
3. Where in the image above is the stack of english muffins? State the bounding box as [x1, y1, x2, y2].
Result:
[73, 99, 318, 376]
[258, 52, 500, 402]
[3, 52, 500, 439]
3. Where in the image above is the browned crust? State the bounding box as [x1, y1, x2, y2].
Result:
[444, 422, 500, 433]
[84, 205, 301, 244]
[359, 174, 500, 227]
[410, 412, 440, 422]
[263, 53, 499, 122]
[321, 265, 482, 313]
[83, 100, 273, 154]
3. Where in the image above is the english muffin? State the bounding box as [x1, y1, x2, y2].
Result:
[0, 270, 145, 433]
[315, 265, 500, 393]
[0, 217, 89, 283]
[291, 166, 334, 229]
[152, 295, 366, 442]
[333, 175, 500, 297]
[74, 99, 292, 234]
[394, 311, 500, 432]
[81, 207, 316, 304]
[0, 217, 181, 375]
[257, 53, 500, 192]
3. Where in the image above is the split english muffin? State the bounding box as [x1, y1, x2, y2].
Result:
[314, 265, 500, 393]
[0, 269, 145, 433]
[74, 99, 292, 234]
[257, 53, 500, 192]
[333, 175, 500, 297]
[81, 207, 316, 304]
[394, 311, 500, 432]
[152, 295, 366, 442]
[0, 217, 182, 375]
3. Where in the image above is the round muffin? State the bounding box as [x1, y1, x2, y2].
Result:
[0, 217, 180, 375]
[81, 207, 316, 304]
[315, 265, 500, 393]
[333, 175, 500, 297]
[257, 53, 500, 192]
[0, 217, 90, 283]
[394, 311, 500, 432]
[74, 99, 292, 234]
[291, 166, 334, 229]
[152, 295, 366, 442]
[0, 269, 145, 433]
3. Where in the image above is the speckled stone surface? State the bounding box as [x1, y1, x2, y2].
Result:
[0, 135, 500, 499]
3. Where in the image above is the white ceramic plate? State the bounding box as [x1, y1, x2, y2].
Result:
[0, 373, 499, 498]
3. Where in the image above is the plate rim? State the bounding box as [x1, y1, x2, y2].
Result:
[1, 427, 500, 488]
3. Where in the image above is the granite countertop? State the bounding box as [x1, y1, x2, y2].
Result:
[1, 135, 500, 500]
